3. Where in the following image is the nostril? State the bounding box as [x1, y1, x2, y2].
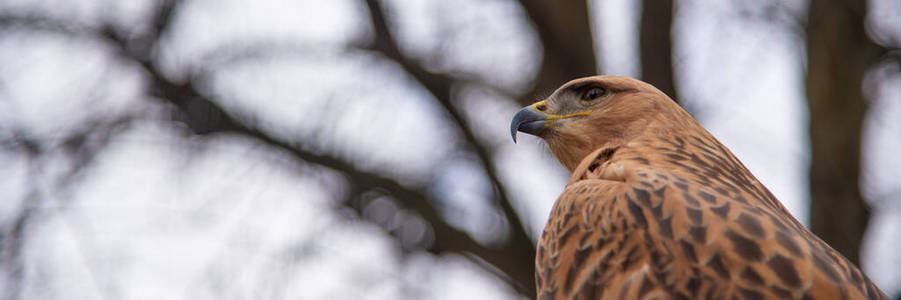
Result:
[536, 104, 547, 111]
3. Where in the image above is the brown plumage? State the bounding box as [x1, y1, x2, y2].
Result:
[510, 75, 886, 300]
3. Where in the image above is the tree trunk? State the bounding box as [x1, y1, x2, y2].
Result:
[516, 0, 598, 106]
[805, 0, 880, 266]
[639, 0, 679, 102]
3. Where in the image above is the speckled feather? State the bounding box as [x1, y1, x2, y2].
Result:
[526, 76, 886, 300]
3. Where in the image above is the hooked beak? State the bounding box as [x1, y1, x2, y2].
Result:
[510, 105, 547, 143]
[510, 101, 594, 143]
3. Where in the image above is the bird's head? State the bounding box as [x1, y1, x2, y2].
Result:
[511, 75, 686, 172]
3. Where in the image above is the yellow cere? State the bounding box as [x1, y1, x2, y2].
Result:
[528, 101, 593, 126]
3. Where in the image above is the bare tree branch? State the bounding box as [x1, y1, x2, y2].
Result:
[0, 117, 131, 300]
[0, 3, 539, 296]
[361, 0, 536, 294]
[190, 39, 523, 103]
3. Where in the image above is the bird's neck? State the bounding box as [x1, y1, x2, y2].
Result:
[549, 117, 653, 172]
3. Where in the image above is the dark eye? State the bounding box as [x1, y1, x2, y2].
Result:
[581, 87, 606, 101]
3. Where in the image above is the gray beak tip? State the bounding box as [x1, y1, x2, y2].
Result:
[510, 106, 547, 144]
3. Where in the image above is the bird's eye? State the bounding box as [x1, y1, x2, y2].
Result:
[581, 87, 606, 101]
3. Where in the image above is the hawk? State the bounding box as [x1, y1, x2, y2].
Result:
[510, 76, 886, 299]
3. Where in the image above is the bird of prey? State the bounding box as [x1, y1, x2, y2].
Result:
[510, 76, 886, 300]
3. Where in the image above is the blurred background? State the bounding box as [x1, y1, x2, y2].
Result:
[0, 0, 899, 299]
